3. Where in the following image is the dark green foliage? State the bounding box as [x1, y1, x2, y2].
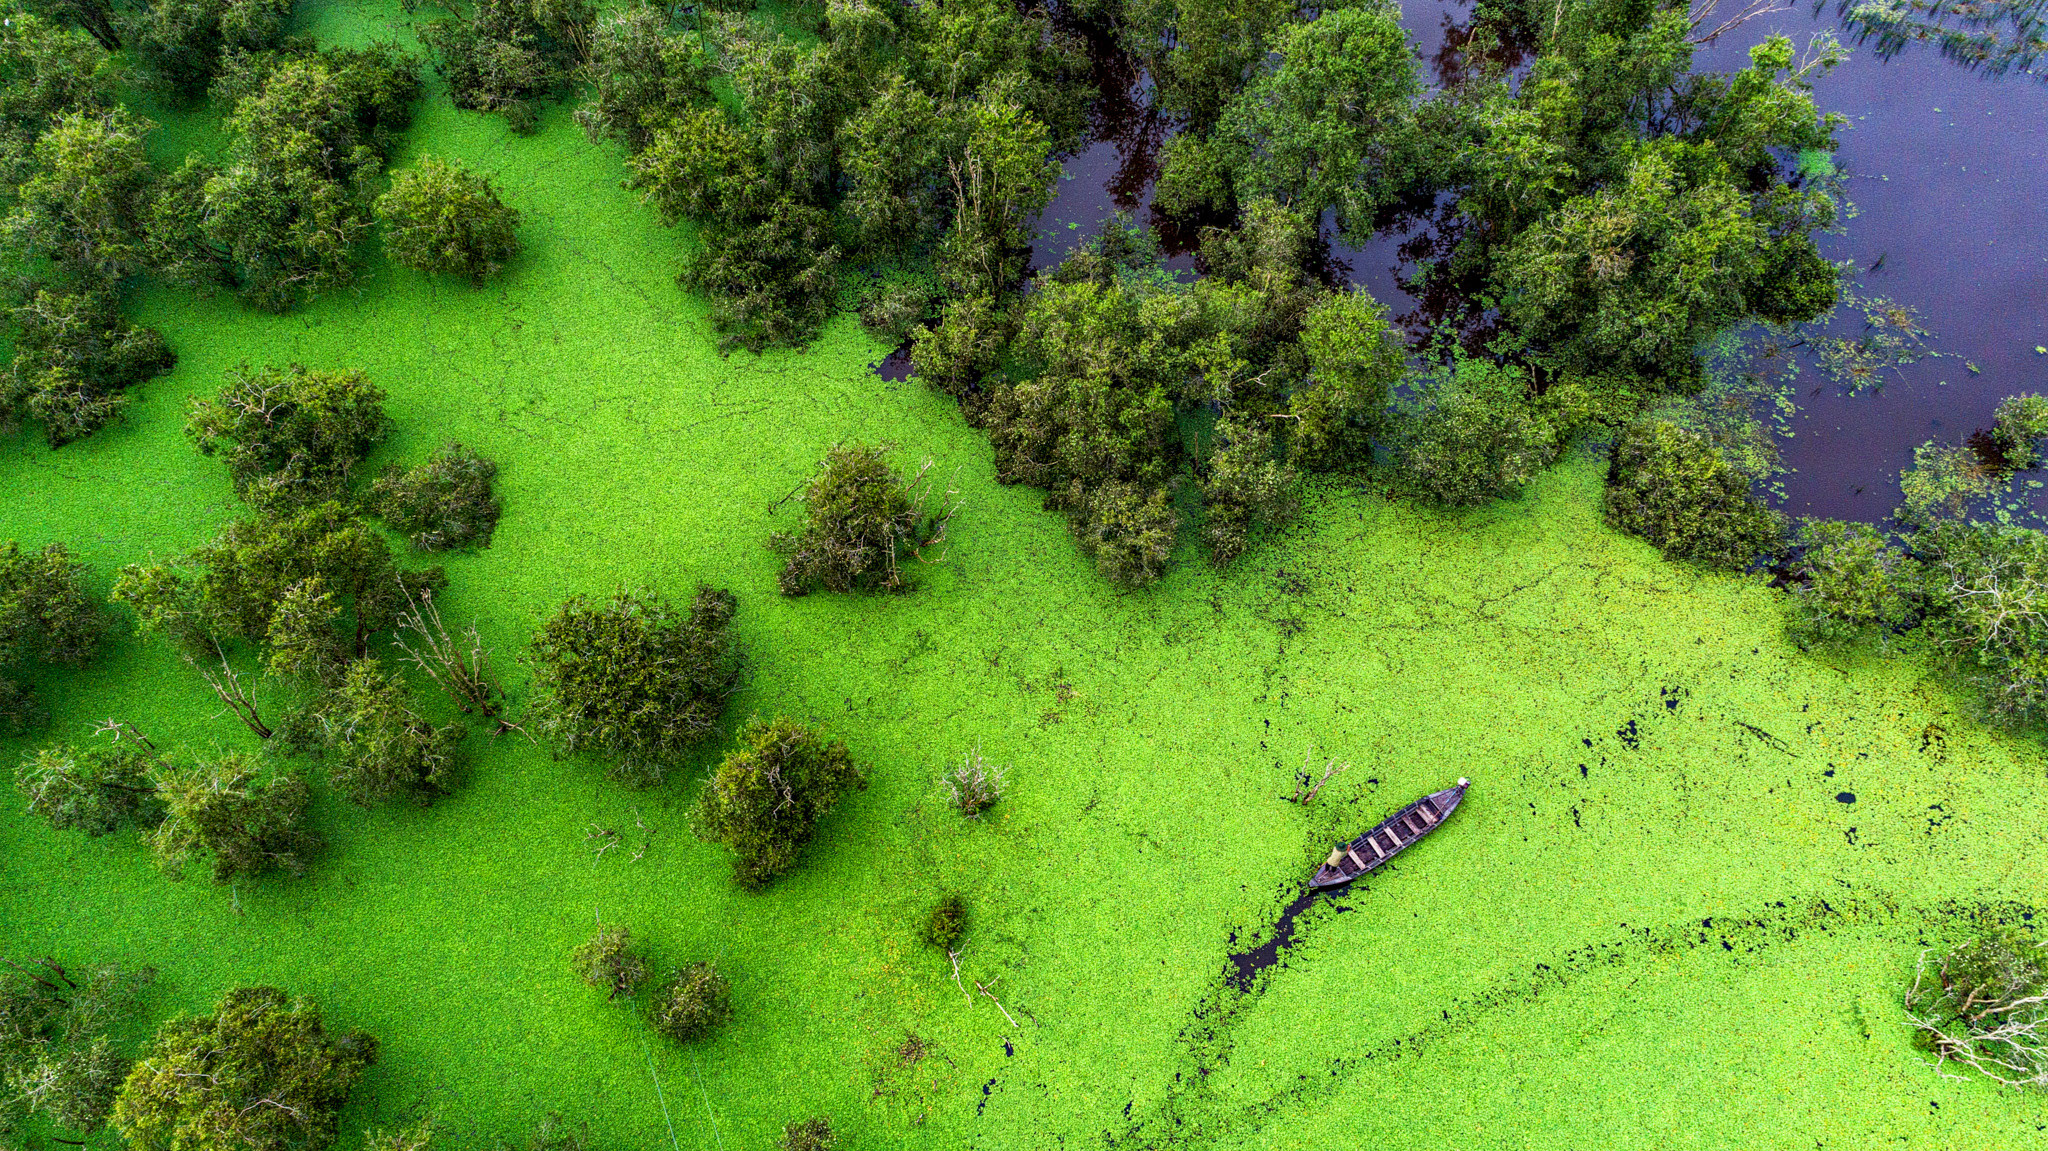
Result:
[0, 9, 121, 189]
[122, 0, 293, 100]
[681, 202, 842, 354]
[4, 286, 176, 446]
[1904, 924, 2048, 1087]
[144, 754, 319, 881]
[0, 540, 99, 733]
[857, 278, 939, 346]
[692, 716, 865, 888]
[574, 4, 710, 154]
[1994, 393, 2048, 469]
[115, 502, 444, 668]
[21, 0, 124, 50]
[921, 894, 965, 951]
[1201, 415, 1296, 567]
[2, 108, 156, 284]
[1603, 420, 1785, 570]
[1899, 440, 1993, 524]
[1287, 286, 1406, 469]
[421, 0, 592, 132]
[569, 923, 647, 1000]
[774, 444, 950, 595]
[376, 157, 521, 284]
[145, 46, 421, 311]
[1913, 520, 2048, 724]
[1391, 359, 1559, 507]
[1210, 3, 1422, 238]
[0, 956, 153, 1140]
[14, 740, 164, 835]
[369, 442, 502, 551]
[524, 585, 739, 786]
[313, 659, 463, 807]
[1786, 519, 1918, 648]
[776, 1116, 836, 1151]
[646, 962, 730, 1044]
[910, 294, 1007, 400]
[1119, 0, 1295, 126]
[186, 363, 392, 511]
[111, 986, 375, 1151]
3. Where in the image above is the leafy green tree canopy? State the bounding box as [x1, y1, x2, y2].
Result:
[773, 444, 952, 595]
[368, 442, 502, 551]
[375, 157, 521, 285]
[692, 715, 865, 888]
[0, 540, 99, 732]
[185, 363, 392, 511]
[144, 754, 320, 882]
[524, 585, 740, 786]
[112, 986, 374, 1151]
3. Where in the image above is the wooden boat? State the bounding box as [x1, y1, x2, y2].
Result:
[1308, 778, 1469, 890]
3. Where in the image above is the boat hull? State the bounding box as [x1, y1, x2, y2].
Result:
[1308, 779, 1468, 890]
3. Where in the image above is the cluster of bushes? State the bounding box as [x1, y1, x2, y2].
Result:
[567, 923, 731, 1044]
[0, 954, 153, 1145]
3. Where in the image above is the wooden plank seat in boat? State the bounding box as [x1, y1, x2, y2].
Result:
[1307, 779, 1471, 890]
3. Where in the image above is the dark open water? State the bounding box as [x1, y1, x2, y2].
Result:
[1026, 2, 2048, 524]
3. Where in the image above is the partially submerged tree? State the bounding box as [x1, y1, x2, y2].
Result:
[646, 961, 729, 1044]
[1604, 420, 1785, 570]
[122, 0, 294, 100]
[376, 159, 522, 285]
[4, 286, 177, 446]
[1906, 924, 2048, 1088]
[692, 716, 865, 888]
[941, 744, 1005, 817]
[568, 922, 647, 1000]
[773, 444, 954, 595]
[112, 986, 376, 1151]
[310, 659, 464, 807]
[185, 364, 392, 511]
[1390, 359, 1559, 508]
[1914, 520, 2048, 724]
[0, 540, 101, 733]
[921, 894, 965, 951]
[420, 0, 592, 132]
[1786, 519, 1919, 649]
[144, 754, 319, 882]
[369, 442, 502, 551]
[15, 737, 165, 835]
[0, 956, 154, 1142]
[776, 1117, 836, 1151]
[525, 586, 739, 786]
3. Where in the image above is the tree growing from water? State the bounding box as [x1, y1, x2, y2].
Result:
[370, 443, 503, 551]
[0, 955, 154, 1143]
[144, 754, 320, 882]
[112, 986, 376, 1151]
[646, 961, 729, 1043]
[0, 540, 100, 733]
[569, 922, 647, 1000]
[524, 585, 739, 787]
[376, 159, 522, 285]
[773, 444, 955, 595]
[1603, 421, 1785, 570]
[692, 716, 865, 888]
[1905, 924, 2048, 1088]
[186, 364, 392, 512]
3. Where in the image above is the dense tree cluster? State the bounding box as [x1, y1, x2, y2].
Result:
[146, 45, 421, 312]
[421, 0, 592, 132]
[578, 0, 1087, 350]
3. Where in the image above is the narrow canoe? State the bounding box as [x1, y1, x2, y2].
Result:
[1308, 778, 1469, 890]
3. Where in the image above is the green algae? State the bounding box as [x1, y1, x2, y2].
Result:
[4, 5, 2048, 1148]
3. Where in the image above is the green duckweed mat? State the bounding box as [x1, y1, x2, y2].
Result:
[4, 4, 2047, 1146]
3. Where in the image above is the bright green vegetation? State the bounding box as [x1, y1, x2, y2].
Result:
[3, 2, 2048, 1150]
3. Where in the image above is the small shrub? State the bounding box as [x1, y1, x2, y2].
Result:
[495, 1115, 591, 1151]
[1787, 519, 1918, 648]
[145, 755, 321, 883]
[376, 158, 522, 285]
[421, 0, 592, 131]
[110, 986, 376, 1151]
[693, 716, 866, 889]
[681, 204, 842, 354]
[774, 444, 953, 596]
[647, 961, 730, 1044]
[370, 443, 503, 551]
[1392, 359, 1558, 507]
[317, 660, 465, 808]
[1905, 924, 2048, 1088]
[1604, 420, 1786, 570]
[525, 585, 740, 787]
[776, 1117, 836, 1151]
[922, 894, 965, 951]
[569, 923, 647, 1000]
[1994, 393, 2048, 469]
[0, 540, 101, 733]
[5, 287, 176, 447]
[942, 745, 1006, 817]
